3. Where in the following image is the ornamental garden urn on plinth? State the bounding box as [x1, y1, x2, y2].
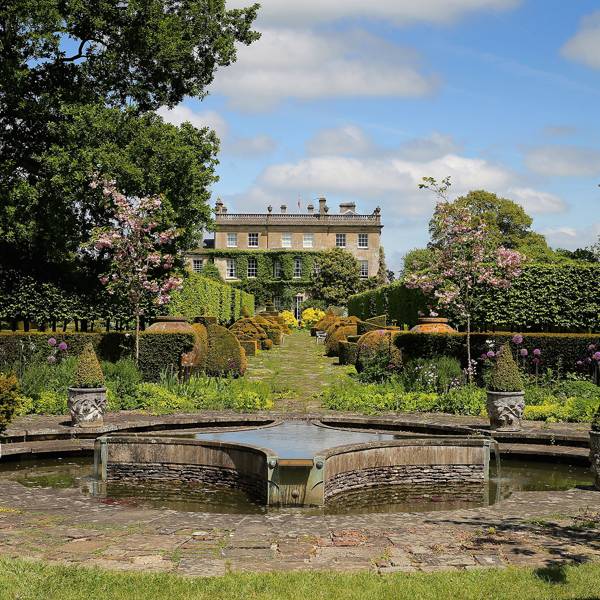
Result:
[591, 408, 600, 490]
[486, 343, 525, 432]
[410, 316, 456, 334]
[67, 342, 107, 428]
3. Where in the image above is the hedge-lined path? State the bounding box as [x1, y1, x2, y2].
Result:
[245, 330, 347, 412]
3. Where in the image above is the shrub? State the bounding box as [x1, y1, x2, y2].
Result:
[314, 312, 339, 332]
[440, 385, 486, 416]
[365, 315, 387, 327]
[203, 323, 247, 376]
[0, 373, 19, 433]
[138, 332, 195, 382]
[262, 339, 273, 350]
[401, 356, 465, 394]
[136, 382, 196, 414]
[72, 343, 105, 388]
[19, 356, 77, 400]
[356, 330, 402, 373]
[301, 308, 326, 329]
[254, 316, 283, 345]
[280, 310, 299, 329]
[102, 358, 142, 410]
[487, 344, 524, 392]
[338, 341, 358, 366]
[229, 318, 268, 342]
[325, 324, 358, 357]
[33, 390, 68, 415]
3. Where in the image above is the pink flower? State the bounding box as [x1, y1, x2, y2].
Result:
[486, 350, 495, 359]
[58, 342, 68, 351]
[533, 348, 541, 357]
[520, 348, 528, 357]
[512, 334, 523, 345]
[593, 352, 600, 362]
[48, 338, 57, 347]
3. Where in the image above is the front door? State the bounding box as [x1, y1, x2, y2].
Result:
[294, 294, 304, 320]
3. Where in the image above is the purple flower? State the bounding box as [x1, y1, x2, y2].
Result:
[533, 348, 541, 357]
[576, 360, 583, 366]
[512, 334, 523, 345]
[593, 352, 600, 362]
[520, 348, 528, 357]
[480, 353, 488, 361]
[47, 355, 56, 364]
[588, 344, 597, 352]
[486, 350, 495, 359]
[58, 341, 68, 351]
[48, 337, 57, 347]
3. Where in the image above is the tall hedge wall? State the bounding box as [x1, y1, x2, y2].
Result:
[349, 264, 600, 333]
[168, 273, 254, 324]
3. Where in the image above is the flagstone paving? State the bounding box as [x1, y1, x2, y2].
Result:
[0, 479, 598, 575]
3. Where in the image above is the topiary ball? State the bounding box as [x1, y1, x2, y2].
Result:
[355, 330, 402, 373]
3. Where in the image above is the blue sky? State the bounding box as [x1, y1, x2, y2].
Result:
[158, 0, 600, 271]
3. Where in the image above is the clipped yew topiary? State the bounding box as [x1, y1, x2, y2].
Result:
[325, 324, 358, 357]
[229, 318, 268, 343]
[487, 344, 524, 392]
[204, 323, 247, 377]
[355, 330, 403, 373]
[72, 343, 105, 388]
[0, 373, 19, 434]
[254, 315, 284, 344]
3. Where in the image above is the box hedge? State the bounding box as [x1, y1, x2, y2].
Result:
[202, 323, 247, 377]
[393, 331, 600, 373]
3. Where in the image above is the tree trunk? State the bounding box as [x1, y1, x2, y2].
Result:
[466, 313, 472, 384]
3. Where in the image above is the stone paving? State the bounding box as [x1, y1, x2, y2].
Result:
[0, 477, 598, 575]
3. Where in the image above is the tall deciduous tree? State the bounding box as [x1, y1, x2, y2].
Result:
[311, 249, 360, 307]
[0, 0, 259, 278]
[406, 178, 523, 381]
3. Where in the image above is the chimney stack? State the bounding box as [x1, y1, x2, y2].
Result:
[307, 203, 314, 214]
[318, 197, 327, 214]
[280, 204, 287, 214]
[339, 202, 356, 214]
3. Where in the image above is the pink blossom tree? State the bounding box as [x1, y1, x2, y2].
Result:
[89, 179, 183, 362]
[406, 177, 524, 381]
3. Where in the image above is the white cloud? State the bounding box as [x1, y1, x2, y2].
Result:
[543, 223, 600, 250]
[525, 145, 600, 177]
[228, 0, 520, 27]
[507, 187, 566, 214]
[226, 135, 277, 156]
[397, 132, 460, 161]
[212, 29, 437, 110]
[307, 125, 374, 156]
[562, 11, 600, 70]
[156, 105, 228, 137]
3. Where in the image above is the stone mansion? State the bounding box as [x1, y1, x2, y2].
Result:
[186, 197, 383, 314]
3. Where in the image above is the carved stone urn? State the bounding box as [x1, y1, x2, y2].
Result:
[68, 387, 107, 428]
[591, 426, 600, 490]
[486, 390, 525, 432]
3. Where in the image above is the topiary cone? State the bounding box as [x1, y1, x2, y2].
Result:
[72, 342, 105, 389]
[487, 343, 523, 392]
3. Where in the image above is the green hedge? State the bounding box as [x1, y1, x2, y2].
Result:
[168, 273, 254, 324]
[0, 331, 195, 383]
[394, 331, 600, 373]
[349, 264, 600, 332]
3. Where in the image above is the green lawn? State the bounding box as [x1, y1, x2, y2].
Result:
[1, 558, 600, 600]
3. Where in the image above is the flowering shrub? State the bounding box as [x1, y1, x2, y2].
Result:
[0, 373, 19, 433]
[301, 308, 326, 329]
[280, 310, 299, 329]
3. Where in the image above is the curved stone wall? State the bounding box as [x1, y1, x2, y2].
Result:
[94, 435, 272, 503]
[322, 438, 491, 503]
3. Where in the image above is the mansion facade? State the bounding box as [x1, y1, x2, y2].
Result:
[186, 197, 383, 315]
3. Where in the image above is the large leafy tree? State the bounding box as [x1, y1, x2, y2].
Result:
[0, 0, 259, 279]
[311, 248, 360, 307]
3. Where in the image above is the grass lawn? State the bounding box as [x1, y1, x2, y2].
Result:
[1, 558, 600, 600]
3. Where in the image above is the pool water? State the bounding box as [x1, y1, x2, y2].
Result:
[0, 453, 593, 515]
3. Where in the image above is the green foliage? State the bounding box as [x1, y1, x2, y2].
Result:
[202, 323, 247, 377]
[310, 248, 360, 307]
[0, 374, 19, 433]
[102, 359, 142, 411]
[199, 262, 224, 281]
[338, 341, 359, 366]
[488, 344, 524, 392]
[19, 356, 77, 402]
[325, 324, 358, 357]
[401, 356, 465, 393]
[350, 264, 600, 332]
[356, 330, 403, 373]
[1, 0, 259, 278]
[593, 404, 600, 430]
[138, 332, 196, 382]
[168, 273, 254, 324]
[33, 391, 68, 416]
[72, 344, 105, 388]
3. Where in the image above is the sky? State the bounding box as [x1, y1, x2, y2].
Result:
[158, 0, 600, 272]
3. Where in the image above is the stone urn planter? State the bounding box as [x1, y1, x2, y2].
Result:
[410, 317, 456, 334]
[486, 390, 525, 432]
[68, 342, 107, 428]
[485, 343, 525, 432]
[68, 387, 107, 428]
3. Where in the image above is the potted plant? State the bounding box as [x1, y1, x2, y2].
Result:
[67, 343, 107, 428]
[591, 406, 600, 490]
[486, 343, 525, 432]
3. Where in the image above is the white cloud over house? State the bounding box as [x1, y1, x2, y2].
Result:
[562, 11, 600, 70]
[525, 145, 600, 177]
[211, 29, 437, 110]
